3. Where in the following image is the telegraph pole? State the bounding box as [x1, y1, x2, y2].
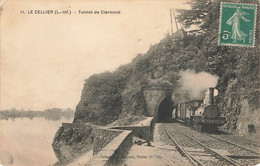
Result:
[170, 9, 174, 36]
[172, 8, 179, 31]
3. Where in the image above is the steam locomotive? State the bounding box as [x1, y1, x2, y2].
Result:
[174, 88, 226, 132]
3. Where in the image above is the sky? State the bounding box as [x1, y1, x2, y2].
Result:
[0, 0, 190, 111]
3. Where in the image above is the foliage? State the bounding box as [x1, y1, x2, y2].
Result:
[176, 0, 218, 34]
[74, 71, 127, 125]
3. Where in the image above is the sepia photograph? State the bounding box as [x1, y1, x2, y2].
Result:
[0, 0, 259, 165]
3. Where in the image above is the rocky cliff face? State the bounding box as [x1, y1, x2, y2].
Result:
[221, 78, 259, 135]
[52, 122, 94, 162]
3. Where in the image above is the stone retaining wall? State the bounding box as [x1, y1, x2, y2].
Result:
[87, 130, 133, 166]
[86, 117, 155, 166]
[109, 126, 150, 140]
[93, 128, 123, 155]
[109, 117, 155, 141]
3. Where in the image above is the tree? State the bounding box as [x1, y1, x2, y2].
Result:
[176, 0, 217, 34]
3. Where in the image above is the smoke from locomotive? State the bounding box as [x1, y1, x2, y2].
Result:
[179, 70, 219, 99]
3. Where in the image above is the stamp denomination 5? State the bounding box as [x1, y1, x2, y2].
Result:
[219, 2, 257, 47]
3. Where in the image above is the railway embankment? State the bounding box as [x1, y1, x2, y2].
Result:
[59, 117, 155, 165]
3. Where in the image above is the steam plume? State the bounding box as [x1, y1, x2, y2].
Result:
[179, 70, 219, 99]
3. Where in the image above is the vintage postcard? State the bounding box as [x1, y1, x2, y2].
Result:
[0, 0, 259, 166]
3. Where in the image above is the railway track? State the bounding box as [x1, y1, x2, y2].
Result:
[163, 123, 243, 166]
[174, 123, 260, 165]
[162, 124, 204, 166]
[201, 132, 260, 155]
[178, 124, 260, 157]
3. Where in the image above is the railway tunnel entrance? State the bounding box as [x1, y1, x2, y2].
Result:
[157, 95, 174, 122]
[143, 84, 174, 121]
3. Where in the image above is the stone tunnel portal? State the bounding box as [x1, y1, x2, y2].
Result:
[157, 95, 175, 122]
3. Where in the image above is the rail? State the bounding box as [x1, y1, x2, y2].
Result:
[175, 127, 243, 166]
[162, 124, 204, 166]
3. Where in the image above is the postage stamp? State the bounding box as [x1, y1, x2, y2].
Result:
[219, 2, 257, 47]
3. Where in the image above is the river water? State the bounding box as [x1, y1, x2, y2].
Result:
[0, 117, 73, 166]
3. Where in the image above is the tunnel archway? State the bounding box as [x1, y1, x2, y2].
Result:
[157, 95, 174, 122]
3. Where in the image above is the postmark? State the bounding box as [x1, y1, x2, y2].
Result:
[219, 2, 257, 47]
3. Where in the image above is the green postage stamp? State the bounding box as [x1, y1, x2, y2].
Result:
[219, 2, 257, 47]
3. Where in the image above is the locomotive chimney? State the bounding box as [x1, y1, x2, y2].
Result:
[209, 87, 214, 105]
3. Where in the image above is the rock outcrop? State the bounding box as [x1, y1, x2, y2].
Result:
[52, 122, 94, 162]
[221, 78, 260, 135]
